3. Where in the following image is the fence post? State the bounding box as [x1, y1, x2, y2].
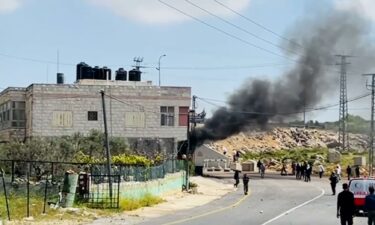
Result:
[51, 162, 54, 183]
[43, 173, 48, 214]
[1, 168, 10, 221]
[27, 162, 30, 218]
[11, 160, 14, 183]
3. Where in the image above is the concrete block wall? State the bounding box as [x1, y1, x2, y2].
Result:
[26, 83, 191, 141]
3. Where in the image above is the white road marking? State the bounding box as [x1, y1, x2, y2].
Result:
[260, 187, 325, 225]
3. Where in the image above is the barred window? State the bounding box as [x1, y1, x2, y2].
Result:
[88, 111, 98, 121]
[160, 106, 174, 126]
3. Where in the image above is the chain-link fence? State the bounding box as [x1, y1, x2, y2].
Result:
[0, 159, 186, 220]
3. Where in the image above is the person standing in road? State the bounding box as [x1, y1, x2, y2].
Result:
[243, 173, 249, 195]
[337, 164, 342, 180]
[234, 170, 240, 187]
[257, 160, 261, 174]
[260, 163, 266, 179]
[330, 172, 339, 195]
[337, 183, 355, 225]
[346, 165, 352, 181]
[296, 163, 301, 180]
[366, 186, 375, 225]
[355, 165, 360, 178]
[319, 164, 325, 179]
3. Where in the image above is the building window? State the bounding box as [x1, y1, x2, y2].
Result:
[88, 111, 98, 121]
[179, 107, 189, 126]
[125, 112, 145, 128]
[160, 106, 174, 126]
[52, 111, 73, 127]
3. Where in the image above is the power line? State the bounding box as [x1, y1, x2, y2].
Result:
[0, 52, 74, 66]
[161, 62, 291, 70]
[213, 0, 303, 49]
[158, 0, 296, 62]
[185, 0, 300, 56]
[196, 93, 371, 116]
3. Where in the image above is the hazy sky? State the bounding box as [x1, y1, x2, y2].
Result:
[1, 0, 375, 122]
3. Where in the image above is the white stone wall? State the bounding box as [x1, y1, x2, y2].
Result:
[26, 83, 191, 141]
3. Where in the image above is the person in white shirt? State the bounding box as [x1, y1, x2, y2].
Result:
[319, 164, 325, 178]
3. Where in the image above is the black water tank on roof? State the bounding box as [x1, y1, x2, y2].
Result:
[57, 73, 64, 84]
[115, 68, 127, 81]
[129, 69, 141, 81]
[76, 62, 89, 80]
[81, 65, 94, 79]
[93, 66, 102, 80]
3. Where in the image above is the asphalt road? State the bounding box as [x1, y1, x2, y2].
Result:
[138, 173, 368, 225]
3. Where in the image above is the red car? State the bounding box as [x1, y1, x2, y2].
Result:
[349, 177, 375, 215]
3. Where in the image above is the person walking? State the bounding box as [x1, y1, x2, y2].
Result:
[366, 186, 375, 225]
[234, 170, 240, 187]
[346, 165, 352, 181]
[355, 165, 360, 178]
[243, 173, 249, 195]
[257, 160, 262, 174]
[319, 164, 325, 179]
[260, 163, 266, 179]
[337, 183, 355, 225]
[330, 172, 339, 195]
[337, 164, 342, 181]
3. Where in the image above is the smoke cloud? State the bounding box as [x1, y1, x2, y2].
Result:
[193, 10, 375, 145]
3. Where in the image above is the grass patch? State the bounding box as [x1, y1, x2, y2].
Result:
[119, 193, 164, 211]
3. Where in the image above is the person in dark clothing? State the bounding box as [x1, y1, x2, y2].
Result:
[346, 165, 352, 181]
[366, 186, 375, 225]
[337, 183, 355, 225]
[291, 162, 296, 175]
[296, 163, 301, 180]
[355, 166, 360, 178]
[257, 160, 262, 174]
[243, 173, 249, 195]
[234, 170, 240, 187]
[330, 172, 339, 195]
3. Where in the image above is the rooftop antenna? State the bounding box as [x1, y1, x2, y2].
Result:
[133, 57, 144, 70]
[57, 50, 60, 73]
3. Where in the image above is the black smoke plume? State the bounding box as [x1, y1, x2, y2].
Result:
[193, 10, 375, 146]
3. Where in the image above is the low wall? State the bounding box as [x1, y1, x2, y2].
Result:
[119, 171, 185, 199]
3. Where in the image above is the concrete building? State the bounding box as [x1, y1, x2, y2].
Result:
[0, 76, 191, 155]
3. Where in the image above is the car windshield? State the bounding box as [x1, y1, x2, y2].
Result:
[349, 180, 375, 195]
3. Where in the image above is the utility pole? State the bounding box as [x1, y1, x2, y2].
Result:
[192, 95, 197, 128]
[364, 74, 375, 176]
[336, 55, 351, 152]
[100, 90, 113, 200]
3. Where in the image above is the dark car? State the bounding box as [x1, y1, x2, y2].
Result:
[349, 177, 375, 216]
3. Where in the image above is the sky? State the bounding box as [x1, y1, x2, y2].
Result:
[1, 0, 375, 122]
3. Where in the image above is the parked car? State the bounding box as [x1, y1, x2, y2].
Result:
[349, 177, 375, 216]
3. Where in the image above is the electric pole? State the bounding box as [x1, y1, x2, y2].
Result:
[336, 55, 351, 152]
[364, 74, 375, 176]
[100, 90, 113, 200]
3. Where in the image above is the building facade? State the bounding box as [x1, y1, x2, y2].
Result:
[0, 79, 191, 155]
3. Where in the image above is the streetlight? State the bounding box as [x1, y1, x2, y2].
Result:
[157, 54, 166, 86]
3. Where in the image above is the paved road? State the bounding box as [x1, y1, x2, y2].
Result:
[138, 173, 368, 225]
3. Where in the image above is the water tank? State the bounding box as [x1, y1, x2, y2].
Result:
[115, 68, 127, 81]
[57, 73, 64, 84]
[93, 66, 102, 80]
[128, 69, 141, 81]
[76, 62, 89, 80]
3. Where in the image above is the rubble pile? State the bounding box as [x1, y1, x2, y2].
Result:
[207, 128, 368, 155]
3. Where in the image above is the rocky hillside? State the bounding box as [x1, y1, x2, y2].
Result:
[206, 128, 368, 155]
